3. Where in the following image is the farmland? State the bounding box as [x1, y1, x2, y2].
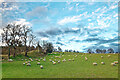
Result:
[1, 52, 118, 78]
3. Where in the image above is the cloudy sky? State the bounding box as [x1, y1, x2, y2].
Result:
[0, 1, 119, 52]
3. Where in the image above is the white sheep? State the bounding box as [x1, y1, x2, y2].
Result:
[101, 62, 105, 65]
[49, 59, 52, 62]
[101, 56, 103, 58]
[23, 63, 25, 65]
[27, 63, 31, 66]
[53, 62, 56, 64]
[111, 63, 116, 66]
[37, 62, 41, 65]
[93, 62, 97, 66]
[85, 57, 88, 61]
[43, 58, 46, 61]
[40, 65, 43, 69]
[21, 59, 24, 61]
[108, 55, 111, 58]
[8, 59, 13, 62]
[58, 60, 60, 63]
[68, 59, 71, 61]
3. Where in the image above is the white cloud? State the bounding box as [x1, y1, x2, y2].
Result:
[41, 37, 49, 41]
[72, 27, 79, 30]
[88, 19, 91, 21]
[95, 8, 101, 12]
[69, 7, 73, 11]
[13, 19, 32, 27]
[58, 12, 88, 25]
[110, 5, 117, 9]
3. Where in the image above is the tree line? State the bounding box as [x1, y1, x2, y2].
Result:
[1, 23, 54, 59]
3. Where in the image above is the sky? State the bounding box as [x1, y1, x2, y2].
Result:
[0, 1, 119, 52]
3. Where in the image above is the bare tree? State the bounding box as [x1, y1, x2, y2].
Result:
[2, 24, 12, 59]
[21, 25, 31, 57]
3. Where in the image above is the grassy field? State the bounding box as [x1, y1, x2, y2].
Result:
[2, 52, 118, 78]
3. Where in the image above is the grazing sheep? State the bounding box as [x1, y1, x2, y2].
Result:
[114, 61, 118, 64]
[52, 61, 55, 63]
[62, 59, 66, 62]
[23, 63, 25, 65]
[101, 62, 105, 65]
[58, 60, 60, 63]
[27, 63, 31, 66]
[43, 58, 46, 61]
[8, 59, 13, 62]
[40, 65, 43, 69]
[111, 63, 116, 66]
[85, 57, 88, 61]
[37, 62, 41, 65]
[93, 62, 97, 66]
[108, 55, 110, 57]
[101, 56, 103, 58]
[21, 59, 24, 61]
[68, 59, 71, 61]
[53, 62, 56, 64]
[49, 59, 52, 62]
[30, 59, 33, 62]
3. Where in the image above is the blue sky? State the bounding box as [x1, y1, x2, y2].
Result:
[1, 2, 119, 52]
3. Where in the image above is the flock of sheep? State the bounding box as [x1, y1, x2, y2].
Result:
[7, 53, 118, 69]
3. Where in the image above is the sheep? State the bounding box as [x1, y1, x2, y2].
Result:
[40, 65, 43, 69]
[30, 59, 33, 62]
[101, 56, 103, 58]
[26, 63, 31, 66]
[111, 63, 116, 66]
[53, 62, 56, 64]
[93, 62, 97, 66]
[23, 63, 25, 65]
[58, 60, 60, 63]
[62, 59, 66, 62]
[21, 59, 24, 61]
[101, 62, 105, 65]
[49, 59, 52, 62]
[37, 62, 41, 65]
[8, 59, 13, 62]
[108, 55, 111, 58]
[85, 57, 88, 61]
[68, 59, 71, 61]
[114, 61, 118, 64]
[43, 58, 46, 61]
